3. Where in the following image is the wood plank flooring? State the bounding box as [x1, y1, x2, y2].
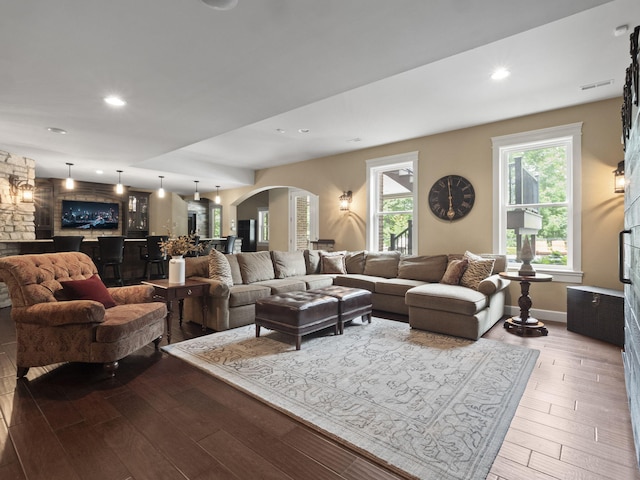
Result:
[0, 306, 637, 480]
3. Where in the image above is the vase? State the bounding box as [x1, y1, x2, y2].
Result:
[168, 255, 186, 284]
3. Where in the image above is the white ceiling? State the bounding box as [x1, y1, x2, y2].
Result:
[0, 0, 638, 195]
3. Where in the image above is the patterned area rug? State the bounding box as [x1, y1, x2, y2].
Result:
[163, 318, 539, 480]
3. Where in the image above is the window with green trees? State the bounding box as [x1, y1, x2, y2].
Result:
[367, 152, 418, 253]
[493, 123, 582, 281]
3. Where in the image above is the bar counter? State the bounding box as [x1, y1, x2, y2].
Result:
[0, 238, 227, 285]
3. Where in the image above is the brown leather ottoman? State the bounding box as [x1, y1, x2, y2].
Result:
[310, 286, 372, 334]
[255, 291, 339, 350]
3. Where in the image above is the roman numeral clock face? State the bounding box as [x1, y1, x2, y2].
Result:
[428, 175, 475, 221]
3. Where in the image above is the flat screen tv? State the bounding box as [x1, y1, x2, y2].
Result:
[61, 200, 120, 230]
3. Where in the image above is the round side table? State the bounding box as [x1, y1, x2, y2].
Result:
[499, 272, 552, 336]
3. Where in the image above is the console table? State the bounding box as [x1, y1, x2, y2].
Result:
[142, 278, 209, 343]
[499, 272, 552, 336]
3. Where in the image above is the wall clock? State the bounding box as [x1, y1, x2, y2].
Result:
[428, 175, 475, 221]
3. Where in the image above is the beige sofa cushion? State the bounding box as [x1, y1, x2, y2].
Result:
[304, 250, 322, 274]
[405, 284, 489, 316]
[321, 254, 347, 274]
[254, 278, 307, 294]
[374, 278, 425, 296]
[333, 274, 384, 292]
[226, 254, 243, 285]
[271, 251, 307, 278]
[363, 251, 401, 278]
[237, 251, 275, 284]
[397, 254, 448, 282]
[345, 251, 366, 274]
[228, 284, 272, 307]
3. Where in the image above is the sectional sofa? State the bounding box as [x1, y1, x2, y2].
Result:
[183, 249, 510, 340]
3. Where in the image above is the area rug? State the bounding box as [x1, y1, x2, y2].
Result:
[162, 319, 539, 480]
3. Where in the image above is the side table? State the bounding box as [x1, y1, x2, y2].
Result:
[142, 279, 209, 343]
[498, 272, 552, 336]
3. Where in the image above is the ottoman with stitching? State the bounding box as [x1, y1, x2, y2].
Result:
[255, 291, 339, 350]
[310, 285, 372, 334]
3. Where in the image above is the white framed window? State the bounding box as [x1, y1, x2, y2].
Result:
[492, 123, 583, 283]
[366, 152, 418, 253]
[257, 207, 269, 244]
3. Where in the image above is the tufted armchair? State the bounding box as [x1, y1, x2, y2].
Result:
[0, 252, 167, 378]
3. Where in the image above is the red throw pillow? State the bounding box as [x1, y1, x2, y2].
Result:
[60, 274, 117, 309]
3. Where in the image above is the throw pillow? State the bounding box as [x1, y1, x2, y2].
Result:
[59, 274, 116, 308]
[460, 257, 495, 290]
[321, 254, 347, 274]
[208, 249, 233, 287]
[440, 259, 468, 285]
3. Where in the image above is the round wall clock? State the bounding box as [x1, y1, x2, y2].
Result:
[428, 175, 475, 221]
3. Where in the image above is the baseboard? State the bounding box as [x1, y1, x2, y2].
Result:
[505, 305, 566, 323]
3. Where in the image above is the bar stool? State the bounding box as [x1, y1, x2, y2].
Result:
[52, 235, 84, 252]
[141, 235, 168, 280]
[94, 236, 126, 286]
[224, 235, 237, 254]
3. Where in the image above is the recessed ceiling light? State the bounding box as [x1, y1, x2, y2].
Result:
[348, 137, 362, 143]
[96, 170, 104, 175]
[201, 0, 238, 10]
[47, 127, 67, 134]
[104, 95, 127, 107]
[298, 128, 310, 134]
[276, 128, 286, 133]
[491, 68, 510, 80]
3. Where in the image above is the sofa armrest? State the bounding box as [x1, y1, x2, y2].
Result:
[189, 276, 231, 298]
[109, 285, 156, 304]
[12, 301, 105, 327]
[477, 274, 510, 296]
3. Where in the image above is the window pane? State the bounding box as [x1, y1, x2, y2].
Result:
[382, 196, 413, 212]
[379, 213, 412, 253]
[506, 206, 568, 266]
[508, 146, 567, 205]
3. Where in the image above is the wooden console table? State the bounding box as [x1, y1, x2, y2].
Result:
[142, 279, 209, 343]
[499, 272, 552, 336]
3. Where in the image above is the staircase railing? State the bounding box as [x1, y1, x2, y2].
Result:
[390, 220, 412, 254]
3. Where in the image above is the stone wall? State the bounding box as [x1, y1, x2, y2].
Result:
[0, 150, 36, 307]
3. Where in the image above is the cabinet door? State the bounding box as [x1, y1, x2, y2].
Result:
[127, 192, 149, 238]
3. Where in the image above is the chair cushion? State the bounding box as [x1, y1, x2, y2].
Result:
[95, 302, 166, 343]
[59, 274, 116, 308]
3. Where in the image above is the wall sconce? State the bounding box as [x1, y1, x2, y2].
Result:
[9, 175, 35, 203]
[339, 190, 352, 211]
[614, 160, 625, 193]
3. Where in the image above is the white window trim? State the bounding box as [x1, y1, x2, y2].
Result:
[492, 123, 583, 283]
[366, 151, 419, 252]
[257, 207, 269, 245]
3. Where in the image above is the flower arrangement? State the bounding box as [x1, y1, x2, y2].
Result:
[159, 233, 203, 257]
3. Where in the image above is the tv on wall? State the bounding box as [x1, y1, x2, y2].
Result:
[61, 200, 120, 230]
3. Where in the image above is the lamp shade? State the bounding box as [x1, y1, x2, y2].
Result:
[614, 161, 625, 193]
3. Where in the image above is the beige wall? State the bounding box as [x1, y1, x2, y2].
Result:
[149, 192, 189, 236]
[221, 98, 625, 315]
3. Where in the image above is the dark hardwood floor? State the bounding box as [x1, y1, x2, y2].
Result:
[0, 306, 637, 480]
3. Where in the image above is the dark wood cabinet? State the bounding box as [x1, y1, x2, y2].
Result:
[238, 219, 256, 252]
[567, 286, 624, 347]
[126, 192, 149, 238]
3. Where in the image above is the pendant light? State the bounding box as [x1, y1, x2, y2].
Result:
[158, 175, 165, 198]
[215, 185, 221, 204]
[115, 170, 124, 195]
[65, 163, 74, 190]
[194, 180, 200, 201]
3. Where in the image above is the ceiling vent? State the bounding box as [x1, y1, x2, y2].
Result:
[580, 79, 614, 91]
